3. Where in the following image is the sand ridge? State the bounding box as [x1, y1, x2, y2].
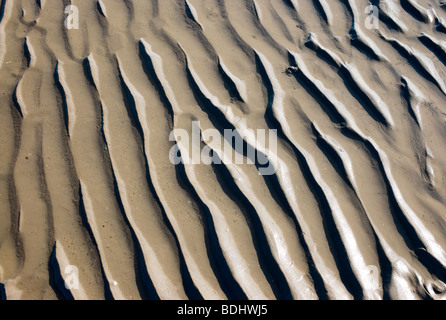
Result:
[0, 0, 445, 300]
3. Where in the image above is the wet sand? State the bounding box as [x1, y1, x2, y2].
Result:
[0, 0, 445, 300]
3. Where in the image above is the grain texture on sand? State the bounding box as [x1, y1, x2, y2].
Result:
[0, 0, 445, 300]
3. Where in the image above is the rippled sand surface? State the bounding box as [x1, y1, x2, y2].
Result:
[0, 0, 446, 300]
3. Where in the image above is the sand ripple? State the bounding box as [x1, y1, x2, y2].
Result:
[0, 0, 445, 300]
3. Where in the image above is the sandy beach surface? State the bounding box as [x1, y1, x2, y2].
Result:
[0, 0, 445, 300]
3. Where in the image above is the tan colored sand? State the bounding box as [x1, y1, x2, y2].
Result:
[0, 0, 445, 300]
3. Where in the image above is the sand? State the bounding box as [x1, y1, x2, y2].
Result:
[0, 0, 445, 300]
